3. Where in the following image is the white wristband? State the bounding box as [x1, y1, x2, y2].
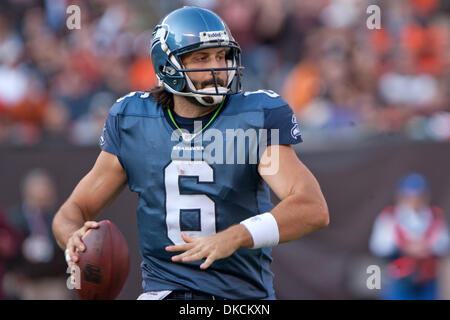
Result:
[240, 212, 279, 249]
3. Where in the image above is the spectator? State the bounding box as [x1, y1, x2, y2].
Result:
[369, 173, 450, 300]
[5, 169, 71, 300]
[40, 100, 71, 146]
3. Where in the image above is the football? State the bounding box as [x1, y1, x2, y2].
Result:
[75, 220, 130, 300]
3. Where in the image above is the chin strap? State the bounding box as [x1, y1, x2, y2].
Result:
[194, 87, 227, 106]
[186, 58, 236, 106]
[161, 81, 227, 106]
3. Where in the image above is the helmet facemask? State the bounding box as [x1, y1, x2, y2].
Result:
[157, 40, 243, 107]
[181, 48, 237, 106]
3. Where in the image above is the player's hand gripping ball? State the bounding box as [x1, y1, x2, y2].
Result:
[69, 220, 130, 300]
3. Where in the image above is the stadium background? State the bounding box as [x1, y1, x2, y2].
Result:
[0, 0, 449, 299]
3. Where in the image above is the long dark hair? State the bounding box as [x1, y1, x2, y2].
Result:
[149, 86, 173, 108]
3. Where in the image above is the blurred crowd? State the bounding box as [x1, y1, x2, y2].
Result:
[0, 0, 449, 147]
[0, 168, 71, 299]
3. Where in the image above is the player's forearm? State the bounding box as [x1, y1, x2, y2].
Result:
[52, 201, 88, 250]
[271, 192, 329, 243]
[228, 193, 328, 250]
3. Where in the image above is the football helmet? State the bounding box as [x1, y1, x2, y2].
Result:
[150, 6, 243, 106]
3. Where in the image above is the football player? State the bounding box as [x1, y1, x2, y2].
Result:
[52, 6, 329, 300]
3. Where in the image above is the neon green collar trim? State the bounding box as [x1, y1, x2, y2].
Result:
[167, 99, 225, 138]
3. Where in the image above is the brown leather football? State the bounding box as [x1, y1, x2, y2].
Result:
[75, 220, 129, 300]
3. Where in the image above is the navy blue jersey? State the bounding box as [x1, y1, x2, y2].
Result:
[99, 90, 302, 299]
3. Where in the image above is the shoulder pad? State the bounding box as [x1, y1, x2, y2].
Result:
[109, 91, 158, 116]
[228, 90, 287, 112]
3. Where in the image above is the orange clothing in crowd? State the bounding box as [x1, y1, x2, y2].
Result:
[371, 22, 448, 75]
[281, 61, 320, 113]
[410, 0, 439, 15]
[129, 58, 158, 92]
[401, 24, 448, 74]
[370, 29, 392, 56]
[1, 96, 48, 126]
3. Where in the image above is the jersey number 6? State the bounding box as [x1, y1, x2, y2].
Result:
[164, 160, 216, 245]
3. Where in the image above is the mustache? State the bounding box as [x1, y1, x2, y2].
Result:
[192, 77, 226, 89]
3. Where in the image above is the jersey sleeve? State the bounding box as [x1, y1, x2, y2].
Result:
[99, 110, 121, 156]
[264, 104, 302, 146]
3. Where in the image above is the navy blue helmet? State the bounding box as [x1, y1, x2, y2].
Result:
[150, 6, 243, 106]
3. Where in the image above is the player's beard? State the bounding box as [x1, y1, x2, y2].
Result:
[188, 77, 227, 107]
